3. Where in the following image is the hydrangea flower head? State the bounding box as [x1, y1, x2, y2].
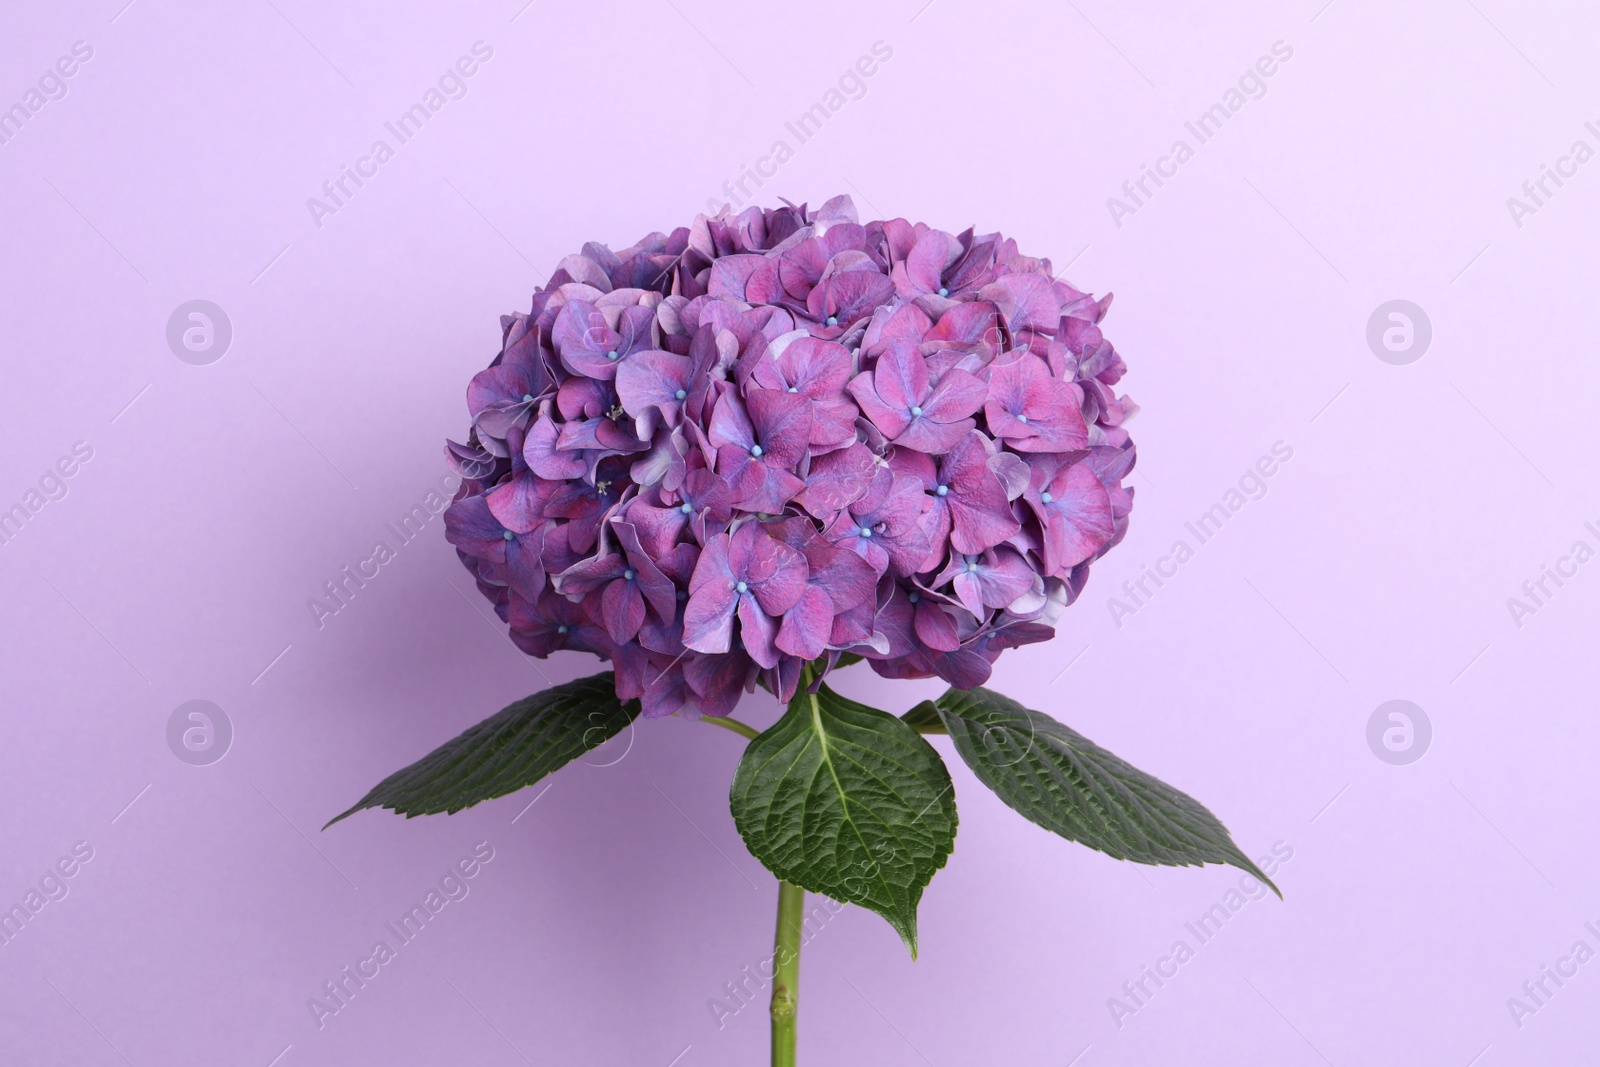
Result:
[444, 195, 1137, 718]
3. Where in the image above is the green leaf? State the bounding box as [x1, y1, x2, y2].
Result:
[900, 700, 946, 734]
[930, 686, 1278, 896]
[730, 682, 957, 957]
[325, 671, 636, 828]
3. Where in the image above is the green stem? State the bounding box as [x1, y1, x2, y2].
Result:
[771, 669, 811, 1063]
[701, 715, 761, 741]
[703, 674, 806, 1063]
[771, 880, 805, 1067]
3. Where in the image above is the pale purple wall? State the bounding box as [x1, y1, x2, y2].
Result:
[2, 1, 1597, 1064]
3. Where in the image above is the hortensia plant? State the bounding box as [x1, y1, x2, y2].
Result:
[327, 195, 1276, 1064]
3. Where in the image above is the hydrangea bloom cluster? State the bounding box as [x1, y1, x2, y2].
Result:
[443, 195, 1136, 719]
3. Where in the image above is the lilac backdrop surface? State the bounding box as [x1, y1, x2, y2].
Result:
[3, 0, 1597, 1064]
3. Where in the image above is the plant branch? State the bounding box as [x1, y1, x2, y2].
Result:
[771, 880, 804, 1066]
[701, 715, 761, 741]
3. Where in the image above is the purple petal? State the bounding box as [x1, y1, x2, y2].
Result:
[893, 413, 975, 453]
[919, 366, 985, 424]
[689, 532, 734, 592]
[914, 599, 961, 652]
[615, 350, 692, 436]
[748, 542, 807, 616]
[641, 661, 692, 719]
[847, 370, 910, 440]
[951, 568, 985, 617]
[525, 416, 588, 480]
[556, 553, 625, 597]
[683, 581, 737, 654]
[930, 647, 992, 689]
[1037, 462, 1114, 572]
[554, 300, 626, 380]
[601, 579, 646, 644]
[707, 392, 756, 452]
[444, 495, 509, 561]
[796, 443, 875, 518]
[943, 433, 1020, 554]
[707, 255, 766, 300]
[982, 273, 1062, 334]
[776, 586, 835, 660]
[486, 470, 551, 534]
[737, 595, 782, 669]
[719, 446, 804, 513]
[778, 336, 852, 397]
[924, 300, 1000, 350]
[614, 520, 679, 622]
[684, 651, 753, 717]
[808, 268, 895, 324]
[977, 548, 1038, 608]
[901, 230, 960, 295]
[627, 502, 688, 559]
[806, 542, 877, 613]
[871, 341, 927, 414]
[504, 534, 546, 601]
[746, 388, 812, 467]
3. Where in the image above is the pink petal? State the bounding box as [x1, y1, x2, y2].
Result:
[914, 599, 961, 652]
[776, 586, 834, 660]
[737, 594, 782, 669]
[871, 341, 928, 413]
[601, 579, 646, 645]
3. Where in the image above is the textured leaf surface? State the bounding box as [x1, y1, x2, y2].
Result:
[932, 686, 1278, 894]
[326, 671, 635, 827]
[731, 683, 957, 956]
[899, 700, 946, 734]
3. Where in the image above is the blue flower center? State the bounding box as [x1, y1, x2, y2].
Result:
[1041, 491, 1053, 503]
[606, 349, 619, 361]
[1017, 414, 1028, 424]
[935, 485, 949, 497]
[675, 388, 687, 400]
[502, 530, 514, 540]
[826, 316, 838, 326]
[557, 624, 569, 633]
[966, 561, 979, 573]
[938, 287, 949, 297]
[623, 568, 636, 581]
[679, 502, 693, 514]
[788, 386, 798, 393]
[736, 580, 749, 594]
[677, 590, 687, 601]
[750, 444, 764, 457]
[521, 393, 534, 402]
[857, 525, 872, 538]
[908, 592, 920, 603]
[910, 405, 923, 417]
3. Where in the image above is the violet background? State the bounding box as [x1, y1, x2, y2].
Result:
[2, 0, 1597, 1063]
